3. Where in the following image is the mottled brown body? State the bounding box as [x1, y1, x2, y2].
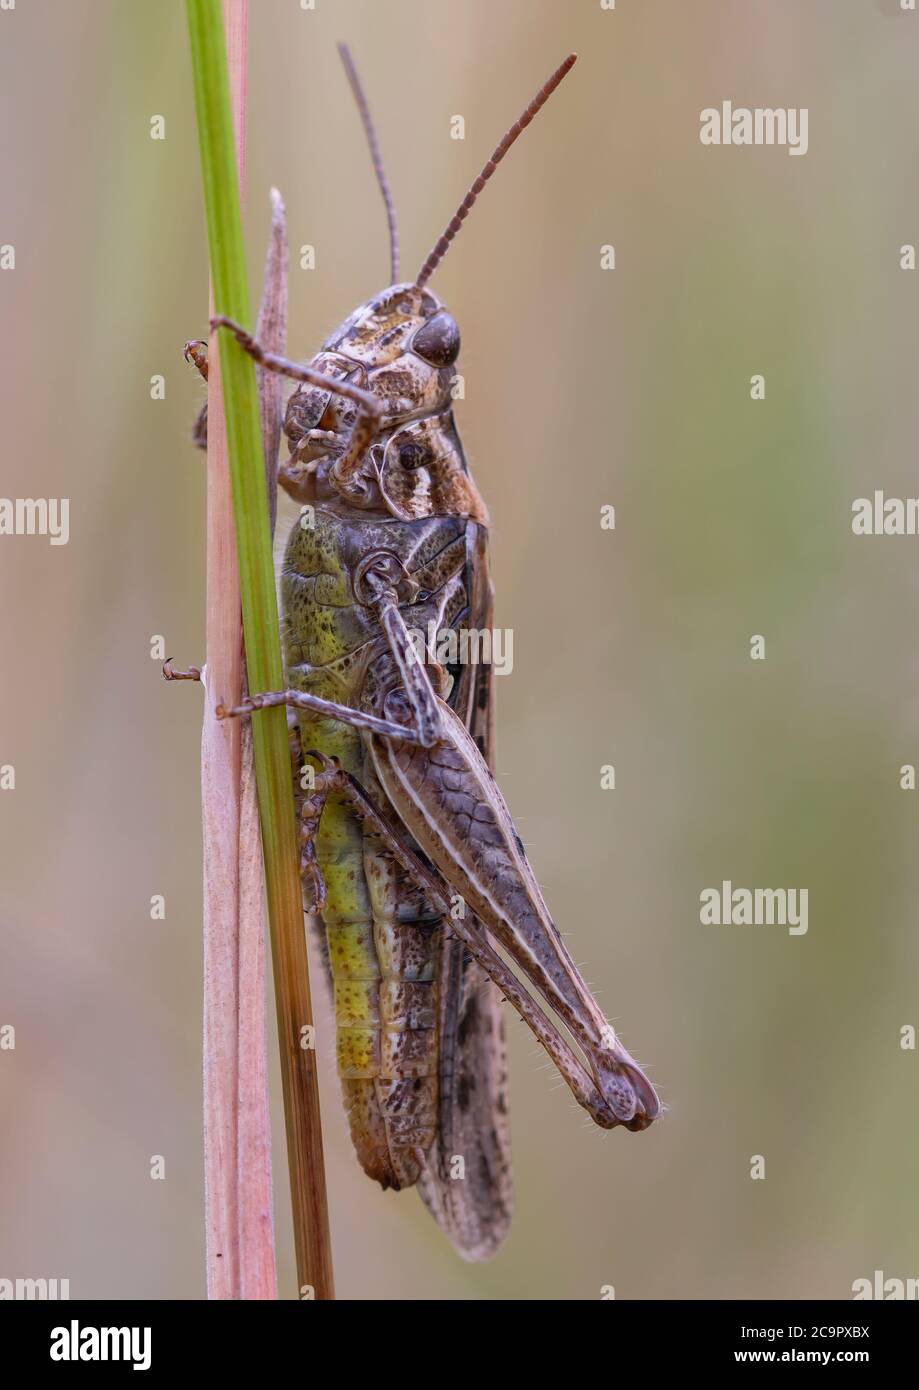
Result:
[199, 49, 658, 1262]
[282, 502, 492, 1191]
[270, 274, 514, 1226]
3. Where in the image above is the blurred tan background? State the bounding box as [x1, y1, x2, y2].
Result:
[2, 0, 919, 1300]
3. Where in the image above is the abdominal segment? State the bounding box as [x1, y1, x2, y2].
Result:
[321, 767, 441, 1192]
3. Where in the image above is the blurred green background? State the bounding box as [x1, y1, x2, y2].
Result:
[2, 0, 919, 1300]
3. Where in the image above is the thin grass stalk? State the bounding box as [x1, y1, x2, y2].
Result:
[199, 0, 267, 1303]
[218, 0, 276, 1305]
[199, 0, 242, 1285]
[187, 0, 334, 1300]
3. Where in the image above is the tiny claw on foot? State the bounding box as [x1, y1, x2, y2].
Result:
[302, 749, 341, 774]
[163, 658, 201, 682]
[184, 339, 208, 378]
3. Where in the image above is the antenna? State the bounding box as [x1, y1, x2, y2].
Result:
[415, 53, 577, 290]
[338, 42, 401, 284]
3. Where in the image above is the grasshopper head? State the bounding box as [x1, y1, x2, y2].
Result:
[283, 282, 459, 458]
[282, 285, 484, 521]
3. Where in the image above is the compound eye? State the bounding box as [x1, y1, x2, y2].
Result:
[411, 311, 460, 367]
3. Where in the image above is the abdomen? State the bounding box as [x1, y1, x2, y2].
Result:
[281, 506, 470, 1189]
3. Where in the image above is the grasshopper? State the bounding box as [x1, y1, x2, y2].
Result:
[175, 47, 659, 1261]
